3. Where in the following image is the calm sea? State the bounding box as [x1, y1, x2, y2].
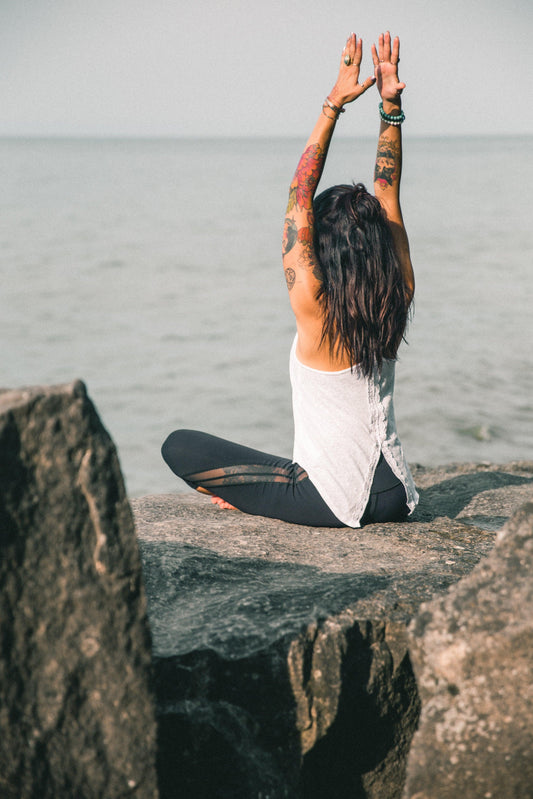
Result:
[2, 135, 532, 496]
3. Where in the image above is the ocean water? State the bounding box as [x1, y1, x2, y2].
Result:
[2, 135, 532, 496]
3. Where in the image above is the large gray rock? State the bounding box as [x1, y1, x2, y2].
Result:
[132, 460, 533, 798]
[404, 501, 533, 799]
[0, 382, 158, 798]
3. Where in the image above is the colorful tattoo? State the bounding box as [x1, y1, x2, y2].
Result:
[282, 217, 298, 256]
[287, 143, 325, 211]
[287, 185, 297, 213]
[296, 224, 315, 261]
[297, 226, 313, 246]
[283, 143, 325, 291]
[284, 267, 296, 291]
[374, 137, 400, 190]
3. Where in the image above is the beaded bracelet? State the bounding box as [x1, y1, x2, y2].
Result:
[379, 101, 405, 126]
[324, 96, 345, 116]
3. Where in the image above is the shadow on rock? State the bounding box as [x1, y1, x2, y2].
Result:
[413, 470, 533, 524]
[140, 540, 393, 660]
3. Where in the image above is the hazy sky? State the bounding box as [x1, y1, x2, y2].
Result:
[1, 0, 532, 137]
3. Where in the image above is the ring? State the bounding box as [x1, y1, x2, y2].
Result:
[344, 55, 351, 65]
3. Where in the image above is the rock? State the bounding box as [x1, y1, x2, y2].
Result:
[0, 382, 158, 799]
[132, 461, 533, 798]
[403, 501, 533, 799]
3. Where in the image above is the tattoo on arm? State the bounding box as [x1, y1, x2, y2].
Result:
[312, 262, 322, 283]
[297, 226, 313, 247]
[283, 212, 316, 263]
[374, 137, 401, 190]
[287, 143, 326, 212]
[295, 250, 322, 284]
[284, 267, 296, 291]
[374, 163, 397, 188]
[282, 217, 298, 256]
[283, 143, 326, 293]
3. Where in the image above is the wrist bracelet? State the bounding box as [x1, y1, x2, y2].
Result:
[322, 105, 338, 121]
[379, 101, 405, 126]
[325, 96, 345, 116]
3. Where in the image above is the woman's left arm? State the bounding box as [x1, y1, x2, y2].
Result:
[282, 33, 375, 323]
[371, 32, 414, 301]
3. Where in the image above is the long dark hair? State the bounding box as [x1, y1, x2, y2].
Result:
[313, 182, 411, 377]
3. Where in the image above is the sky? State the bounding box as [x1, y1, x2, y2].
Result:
[1, 0, 532, 138]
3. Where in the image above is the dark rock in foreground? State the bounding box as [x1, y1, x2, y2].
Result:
[404, 501, 533, 799]
[133, 461, 533, 798]
[0, 382, 158, 799]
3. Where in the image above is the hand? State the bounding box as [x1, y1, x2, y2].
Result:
[371, 32, 405, 105]
[329, 33, 376, 107]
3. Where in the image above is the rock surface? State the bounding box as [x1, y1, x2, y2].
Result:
[403, 500, 533, 799]
[0, 382, 158, 799]
[132, 460, 533, 799]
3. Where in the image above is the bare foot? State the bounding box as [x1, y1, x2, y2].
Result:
[210, 495, 238, 511]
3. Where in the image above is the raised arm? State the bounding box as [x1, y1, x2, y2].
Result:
[282, 34, 375, 322]
[371, 32, 414, 300]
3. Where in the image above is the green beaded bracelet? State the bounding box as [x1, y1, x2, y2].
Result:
[379, 102, 405, 126]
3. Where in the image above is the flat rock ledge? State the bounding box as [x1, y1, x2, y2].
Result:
[132, 460, 533, 799]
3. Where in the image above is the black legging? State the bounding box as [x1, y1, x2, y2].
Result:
[161, 429, 409, 528]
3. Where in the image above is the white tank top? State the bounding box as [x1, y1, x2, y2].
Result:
[290, 335, 418, 527]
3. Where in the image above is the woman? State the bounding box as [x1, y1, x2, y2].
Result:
[162, 31, 418, 528]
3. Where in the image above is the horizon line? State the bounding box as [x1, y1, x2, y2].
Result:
[1, 131, 531, 141]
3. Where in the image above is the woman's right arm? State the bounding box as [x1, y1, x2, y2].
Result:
[371, 32, 414, 300]
[282, 33, 376, 325]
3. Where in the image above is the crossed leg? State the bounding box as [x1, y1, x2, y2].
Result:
[161, 429, 345, 527]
